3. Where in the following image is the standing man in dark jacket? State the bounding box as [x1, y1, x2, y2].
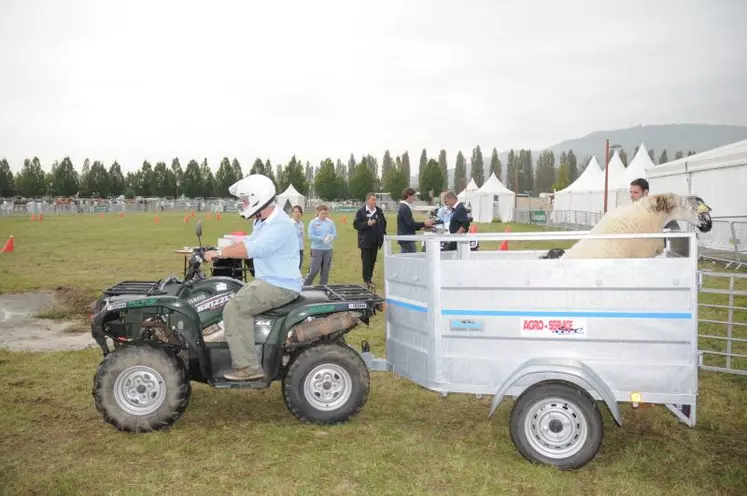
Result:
[443, 189, 471, 251]
[353, 192, 387, 288]
[397, 187, 434, 253]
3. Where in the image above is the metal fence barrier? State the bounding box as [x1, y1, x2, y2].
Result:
[698, 217, 747, 270]
[697, 271, 747, 376]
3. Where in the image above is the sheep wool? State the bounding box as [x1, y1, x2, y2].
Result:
[561, 193, 711, 259]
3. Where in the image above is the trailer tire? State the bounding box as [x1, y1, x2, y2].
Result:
[93, 344, 191, 433]
[282, 342, 370, 425]
[509, 381, 603, 470]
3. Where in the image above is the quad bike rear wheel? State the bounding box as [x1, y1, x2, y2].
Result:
[93, 344, 191, 433]
[282, 342, 370, 425]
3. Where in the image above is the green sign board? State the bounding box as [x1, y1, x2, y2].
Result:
[529, 210, 547, 224]
[93, 206, 110, 213]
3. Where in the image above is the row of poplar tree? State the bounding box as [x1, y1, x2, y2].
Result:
[0, 146, 697, 202]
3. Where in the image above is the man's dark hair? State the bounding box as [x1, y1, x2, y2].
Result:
[630, 178, 649, 191]
[401, 187, 416, 200]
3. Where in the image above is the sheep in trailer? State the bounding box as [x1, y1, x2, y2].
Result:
[556, 193, 713, 259]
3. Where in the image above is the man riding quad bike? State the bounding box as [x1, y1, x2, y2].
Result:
[90, 174, 383, 433]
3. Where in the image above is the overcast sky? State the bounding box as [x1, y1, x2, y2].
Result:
[1, 0, 746, 173]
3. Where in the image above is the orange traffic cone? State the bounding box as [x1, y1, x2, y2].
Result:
[30, 214, 36, 221]
[342, 216, 347, 224]
[191, 210, 196, 218]
[216, 212, 222, 221]
[184, 215, 189, 223]
[39, 213, 44, 221]
[154, 215, 160, 224]
[206, 213, 212, 220]
[99, 213, 105, 219]
[499, 225, 511, 251]
[1, 235, 13, 253]
[119, 211, 124, 218]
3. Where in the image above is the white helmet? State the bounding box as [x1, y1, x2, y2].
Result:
[228, 174, 276, 219]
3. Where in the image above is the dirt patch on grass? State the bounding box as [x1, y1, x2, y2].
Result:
[0, 290, 96, 352]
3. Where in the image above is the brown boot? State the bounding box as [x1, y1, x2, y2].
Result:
[224, 366, 264, 381]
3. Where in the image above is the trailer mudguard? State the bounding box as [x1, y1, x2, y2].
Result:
[488, 357, 622, 426]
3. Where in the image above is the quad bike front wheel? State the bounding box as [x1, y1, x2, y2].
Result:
[282, 342, 370, 425]
[93, 344, 191, 433]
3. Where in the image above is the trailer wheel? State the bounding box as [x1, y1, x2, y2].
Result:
[509, 382, 603, 470]
[93, 344, 191, 433]
[282, 343, 370, 425]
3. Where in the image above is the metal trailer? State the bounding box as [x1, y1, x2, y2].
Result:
[361, 230, 703, 470]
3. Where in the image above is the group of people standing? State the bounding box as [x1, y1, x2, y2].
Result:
[291, 193, 388, 290]
[291, 188, 471, 290]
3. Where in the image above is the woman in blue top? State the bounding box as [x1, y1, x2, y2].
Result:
[303, 204, 337, 286]
[292, 205, 304, 270]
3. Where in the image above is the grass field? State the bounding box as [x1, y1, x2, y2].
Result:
[1, 211, 746, 496]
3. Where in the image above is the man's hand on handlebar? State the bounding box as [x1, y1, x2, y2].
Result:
[203, 249, 221, 263]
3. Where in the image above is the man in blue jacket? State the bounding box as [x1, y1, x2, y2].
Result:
[304, 204, 337, 286]
[397, 188, 434, 253]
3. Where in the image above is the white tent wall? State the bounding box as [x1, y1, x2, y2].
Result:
[647, 139, 747, 252]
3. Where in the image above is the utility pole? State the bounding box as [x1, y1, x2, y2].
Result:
[603, 139, 610, 213]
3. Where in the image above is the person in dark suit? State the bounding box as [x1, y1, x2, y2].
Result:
[353, 193, 388, 287]
[442, 189, 471, 251]
[397, 187, 434, 253]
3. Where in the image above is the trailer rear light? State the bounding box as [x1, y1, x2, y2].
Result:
[630, 392, 642, 402]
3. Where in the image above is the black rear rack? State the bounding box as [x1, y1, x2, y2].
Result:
[305, 284, 384, 303]
[103, 280, 167, 297]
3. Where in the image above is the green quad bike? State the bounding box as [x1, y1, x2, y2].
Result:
[90, 220, 384, 433]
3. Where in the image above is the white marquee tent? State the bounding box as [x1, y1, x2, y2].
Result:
[457, 178, 480, 206]
[647, 139, 747, 251]
[604, 150, 634, 212]
[550, 156, 605, 224]
[623, 143, 654, 184]
[470, 173, 516, 222]
[277, 183, 305, 211]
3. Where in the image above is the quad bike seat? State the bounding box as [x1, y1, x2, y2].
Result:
[263, 289, 331, 317]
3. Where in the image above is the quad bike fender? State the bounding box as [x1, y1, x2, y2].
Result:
[487, 357, 622, 426]
[92, 296, 212, 378]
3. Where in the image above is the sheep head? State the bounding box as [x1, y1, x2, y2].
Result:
[648, 193, 713, 233]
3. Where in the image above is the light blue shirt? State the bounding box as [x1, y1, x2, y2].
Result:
[293, 219, 304, 250]
[437, 206, 452, 225]
[308, 217, 337, 250]
[243, 207, 303, 293]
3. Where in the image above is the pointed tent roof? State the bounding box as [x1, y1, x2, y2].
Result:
[279, 183, 304, 198]
[606, 150, 629, 189]
[623, 143, 655, 183]
[557, 156, 604, 193]
[478, 173, 514, 195]
[458, 178, 480, 201]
